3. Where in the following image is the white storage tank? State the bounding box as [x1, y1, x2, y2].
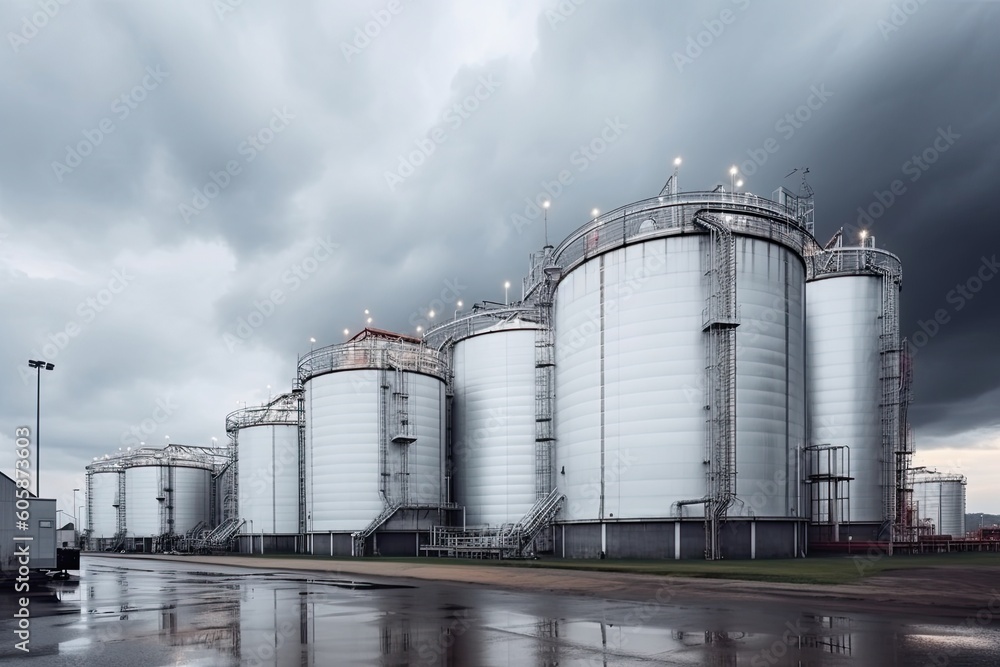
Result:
[85, 464, 122, 546]
[122, 447, 213, 538]
[427, 309, 542, 526]
[228, 393, 299, 535]
[299, 328, 448, 551]
[912, 469, 967, 537]
[546, 190, 812, 558]
[805, 236, 903, 538]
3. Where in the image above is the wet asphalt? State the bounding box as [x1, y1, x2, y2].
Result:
[2, 556, 1000, 666]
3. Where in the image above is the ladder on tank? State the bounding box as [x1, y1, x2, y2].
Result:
[870, 241, 903, 542]
[114, 469, 126, 550]
[693, 212, 739, 560]
[391, 365, 415, 505]
[534, 275, 557, 552]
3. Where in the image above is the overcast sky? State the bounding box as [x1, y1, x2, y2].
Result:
[2, 0, 998, 519]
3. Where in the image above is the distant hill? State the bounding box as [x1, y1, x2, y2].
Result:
[966, 513, 1000, 529]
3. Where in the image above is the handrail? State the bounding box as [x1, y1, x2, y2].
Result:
[523, 191, 817, 297]
[298, 336, 448, 382]
[225, 393, 299, 432]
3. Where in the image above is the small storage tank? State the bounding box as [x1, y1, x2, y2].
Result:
[299, 328, 449, 556]
[122, 446, 213, 539]
[425, 307, 543, 526]
[806, 234, 903, 540]
[545, 189, 812, 559]
[85, 462, 123, 549]
[912, 469, 967, 537]
[228, 393, 300, 536]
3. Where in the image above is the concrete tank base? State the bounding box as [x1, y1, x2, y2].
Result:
[552, 519, 809, 560]
[808, 522, 886, 544]
[302, 508, 457, 557]
[237, 534, 301, 555]
[300, 531, 431, 557]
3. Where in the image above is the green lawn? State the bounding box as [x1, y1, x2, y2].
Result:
[218, 551, 1000, 586]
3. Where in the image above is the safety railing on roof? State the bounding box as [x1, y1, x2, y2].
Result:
[523, 191, 816, 297]
[298, 337, 448, 382]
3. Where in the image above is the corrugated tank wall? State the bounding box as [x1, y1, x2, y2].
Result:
[553, 232, 805, 521]
[237, 424, 299, 533]
[805, 275, 883, 523]
[452, 327, 538, 526]
[88, 469, 120, 538]
[305, 369, 445, 532]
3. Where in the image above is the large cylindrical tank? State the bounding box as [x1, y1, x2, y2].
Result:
[123, 450, 213, 537]
[228, 394, 300, 534]
[805, 242, 902, 531]
[806, 275, 882, 522]
[86, 467, 121, 540]
[300, 330, 448, 533]
[913, 470, 967, 537]
[432, 312, 541, 526]
[551, 195, 809, 525]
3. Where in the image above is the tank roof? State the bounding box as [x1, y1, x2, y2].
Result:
[348, 327, 422, 344]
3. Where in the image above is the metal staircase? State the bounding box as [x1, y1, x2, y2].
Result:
[110, 529, 127, 552]
[352, 501, 401, 556]
[693, 212, 740, 560]
[533, 259, 557, 552]
[423, 489, 565, 559]
[116, 469, 126, 548]
[895, 344, 915, 541]
[295, 384, 307, 544]
[196, 517, 246, 552]
[868, 237, 904, 541]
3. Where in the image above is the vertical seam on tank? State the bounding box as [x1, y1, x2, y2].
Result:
[272, 425, 276, 534]
[784, 256, 791, 516]
[599, 253, 606, 522]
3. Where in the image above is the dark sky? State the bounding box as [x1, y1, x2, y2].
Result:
[1, 0, 997, 513]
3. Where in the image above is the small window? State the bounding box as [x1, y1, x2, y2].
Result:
[39, 520, 53, 528]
